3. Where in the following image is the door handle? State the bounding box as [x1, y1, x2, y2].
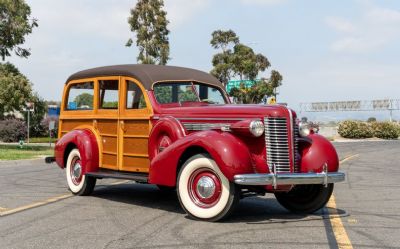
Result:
[120, 121, 126, 133]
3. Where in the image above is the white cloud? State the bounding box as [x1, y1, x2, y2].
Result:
[240, 0, 286, 5]
[326, 3, 400, 53]
[325, 17, 355, 33]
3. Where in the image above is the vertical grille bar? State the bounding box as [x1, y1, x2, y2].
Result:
[293, 121, 300, 172]
[264, 117, 291, 172]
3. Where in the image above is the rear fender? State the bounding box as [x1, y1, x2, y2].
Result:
[149, 130, 253, 186]
[54, 129, 99, 174]
[299, 134, 339, 173]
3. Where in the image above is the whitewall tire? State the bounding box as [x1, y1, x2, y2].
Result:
[177, 154, 239, 221]
[66, 149, 96, 196]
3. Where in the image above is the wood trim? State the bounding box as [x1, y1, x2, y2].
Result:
[103, 150, 117, 155]
[100, 133, 118, 138]
[123, 153, 149, 158]
[123, 134, 149, 138]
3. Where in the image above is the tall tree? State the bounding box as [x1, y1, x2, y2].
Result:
[210, 30, 239, 53]
[210, 29, 283, 104]
[210, 30, 239, 86]
[0, 63, 32, 119]
[126, 0, 170, 65]
[231, 44, 270, 80]
[229, 72, 283, 104]
[0, 0, 38, 61]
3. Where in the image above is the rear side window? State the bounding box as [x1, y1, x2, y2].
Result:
[99, 80, 119, 109]
[66, 82, 94, 110]
[126, 80, 147, 109]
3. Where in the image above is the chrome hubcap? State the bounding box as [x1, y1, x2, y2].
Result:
[72, 163, 82, 179]
[196, 176, 216, 199]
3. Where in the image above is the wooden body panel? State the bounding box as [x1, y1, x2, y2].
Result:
[59, 76, 153, 173]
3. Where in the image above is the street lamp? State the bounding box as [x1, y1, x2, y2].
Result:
[26, 102, 34, 144]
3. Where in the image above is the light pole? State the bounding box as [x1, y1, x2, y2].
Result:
[26, 102, 34, 144]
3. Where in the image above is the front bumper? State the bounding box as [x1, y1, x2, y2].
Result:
[234, 166, 345, 187]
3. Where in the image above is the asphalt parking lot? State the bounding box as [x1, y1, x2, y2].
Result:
[0, 141, 399, 249]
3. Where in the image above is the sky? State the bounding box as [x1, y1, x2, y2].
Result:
[7, 0, 400, 121]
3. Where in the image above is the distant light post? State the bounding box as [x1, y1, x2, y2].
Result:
[26, 102, 34, 144]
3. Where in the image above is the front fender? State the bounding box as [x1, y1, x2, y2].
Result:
[149, 130, 254, 186]
[54, 129, 99, 174]
[299, 134, 339, 173]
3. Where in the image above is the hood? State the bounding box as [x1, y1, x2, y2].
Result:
[156, 104, 295, 120]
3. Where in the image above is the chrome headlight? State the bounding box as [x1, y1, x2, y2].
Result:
[298, 121, 311, 137]
[249, 120, 264, 137]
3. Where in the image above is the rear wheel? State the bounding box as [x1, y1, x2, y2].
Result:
[66, 149, 96, 196]
[274, 184, 334, 214]
[177, 154, 239, 221]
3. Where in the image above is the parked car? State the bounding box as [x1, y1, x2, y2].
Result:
[46, 64, 345, 221]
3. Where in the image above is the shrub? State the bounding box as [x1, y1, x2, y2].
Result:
[367, 117, 377, 123]
[0, 118, 27, 142]
[372, 122, 399, 139]
[338, 120, 373, 139]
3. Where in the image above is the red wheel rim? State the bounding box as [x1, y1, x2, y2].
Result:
[70, 156, 82, 186]
[188, 168, 222, 208]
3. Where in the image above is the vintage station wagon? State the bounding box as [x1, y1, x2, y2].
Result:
[46, 64, 345, 221]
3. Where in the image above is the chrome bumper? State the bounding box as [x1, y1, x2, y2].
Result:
[234, 167, 345, 187]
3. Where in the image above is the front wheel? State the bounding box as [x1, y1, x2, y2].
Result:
[177, 154, 239, 222]
[66, 149, 96, 196]
[274, 184, 334, 214]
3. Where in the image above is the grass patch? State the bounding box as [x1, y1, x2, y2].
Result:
[0, 144, 54, 161]
[28, 137, 57, 143]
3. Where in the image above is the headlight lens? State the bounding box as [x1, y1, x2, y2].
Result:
[249, 120, 264, 137]
[298, 121, 311, 137]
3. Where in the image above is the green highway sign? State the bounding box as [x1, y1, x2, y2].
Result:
[226, 80, 257, 93]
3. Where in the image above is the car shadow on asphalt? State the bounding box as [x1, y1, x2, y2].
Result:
[91, 182, 347, 224]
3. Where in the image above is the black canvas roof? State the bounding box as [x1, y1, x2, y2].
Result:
[66, 64, 223, 90]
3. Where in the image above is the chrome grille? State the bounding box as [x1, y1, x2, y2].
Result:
[264, 117, 291, 172]
[293, 122, 300, 172]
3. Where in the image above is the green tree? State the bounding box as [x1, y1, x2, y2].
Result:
[0, 0, 38, 61]
[126, 0, 170, 65]
[210, 29, 283, 104]
[231, 44, 270, 80]
[0, 62, 32, 119]
[210, 30, 239, 86]
[229, 72, 283, 104]
[74, 93, 93, 108]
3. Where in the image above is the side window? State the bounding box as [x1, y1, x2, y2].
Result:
[66, 82, 94, 110]
[126, 81, 147, 109]
[194, 84, 226, 104]
[154, 83, 198, 104]
[99, 80, 119, 109]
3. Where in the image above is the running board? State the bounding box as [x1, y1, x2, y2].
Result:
[86, 170, 148, 183]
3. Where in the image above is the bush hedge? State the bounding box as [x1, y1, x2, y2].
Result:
[371, 121, 399, 139]
[0, 118, 27, 142]
[338, 120, 399, 139]
[338, 120, 373, 139]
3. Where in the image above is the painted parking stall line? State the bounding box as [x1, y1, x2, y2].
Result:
[0, 193, 73, 217]
[325, 154, 359, 249]
[0, 180, 131, 217]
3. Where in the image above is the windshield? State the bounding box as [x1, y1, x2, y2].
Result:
[153, 82, 227, 105]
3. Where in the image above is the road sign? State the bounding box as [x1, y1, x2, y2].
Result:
[49, 121, 55, 130]
[226, 80, 257, 93]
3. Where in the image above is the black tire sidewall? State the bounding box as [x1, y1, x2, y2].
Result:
[274, 184, 334, 214]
